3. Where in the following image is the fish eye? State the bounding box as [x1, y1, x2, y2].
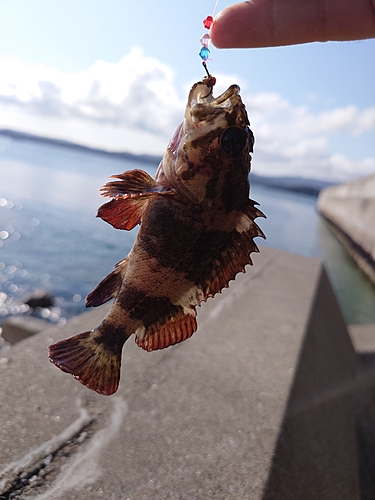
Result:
[220, 126, 250, 158]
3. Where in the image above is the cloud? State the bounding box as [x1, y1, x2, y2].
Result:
[244, 91, 375, 181]
[0, 50, 374, 182]
[0, 48, 184, 138]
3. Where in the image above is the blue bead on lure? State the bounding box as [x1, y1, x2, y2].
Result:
[199, 46, 210, 61]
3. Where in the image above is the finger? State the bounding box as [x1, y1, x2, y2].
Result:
[210, 0, 375, 48]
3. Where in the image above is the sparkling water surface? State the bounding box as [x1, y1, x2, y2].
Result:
[0, 135, 374, 326]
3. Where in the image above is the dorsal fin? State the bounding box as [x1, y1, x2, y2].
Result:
[85, 257, 129, 307]
[135, 308, 197, 352]
[197, 200, 266, 300]
[97, 169, 175, 230]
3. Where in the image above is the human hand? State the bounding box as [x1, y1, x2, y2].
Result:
[210, 0, 375, 48]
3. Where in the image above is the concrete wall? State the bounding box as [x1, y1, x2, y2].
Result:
[317, 174, 375, 283]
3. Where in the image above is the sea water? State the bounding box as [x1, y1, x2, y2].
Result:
[0, 135, 374, 326]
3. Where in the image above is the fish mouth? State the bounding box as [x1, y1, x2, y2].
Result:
[166, 80, 247, 156]
[186, 82, 241, 125]
[189, 82, 240, 107]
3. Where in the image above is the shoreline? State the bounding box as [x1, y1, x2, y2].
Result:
[0, 127, 334, 197]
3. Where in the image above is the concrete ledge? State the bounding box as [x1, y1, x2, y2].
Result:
[0, 316, 51, 345]
[0, 246, 372, 499]
[349, 324, 375, 353]
[317, 174, 375, 284]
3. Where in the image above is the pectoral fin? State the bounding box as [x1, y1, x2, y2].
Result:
[97, 169, 175, 230]
[100, 169, 170, 197]
[97, 197, 150, 230]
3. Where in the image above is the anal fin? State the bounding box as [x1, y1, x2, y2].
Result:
[135, 308, 197, 352]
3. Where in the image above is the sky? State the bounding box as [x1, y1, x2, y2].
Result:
[0, 0, 374, 182]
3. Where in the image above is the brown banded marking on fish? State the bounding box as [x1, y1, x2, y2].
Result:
[48, 77, 265, 395]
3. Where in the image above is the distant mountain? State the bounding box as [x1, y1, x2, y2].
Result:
[250, 173, 335, 196]
[0, 128, 334, 196]
[0, 128, 162, 166]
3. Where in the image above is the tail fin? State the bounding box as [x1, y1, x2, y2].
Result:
[48, 328, 127, 396]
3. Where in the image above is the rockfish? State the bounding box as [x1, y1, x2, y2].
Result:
[48, 76, 265, 395]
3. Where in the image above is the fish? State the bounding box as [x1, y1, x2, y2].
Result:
[48, 76, 265, 396]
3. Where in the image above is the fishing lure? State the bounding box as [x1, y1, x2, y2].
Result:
[199, 0, 218, 68]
